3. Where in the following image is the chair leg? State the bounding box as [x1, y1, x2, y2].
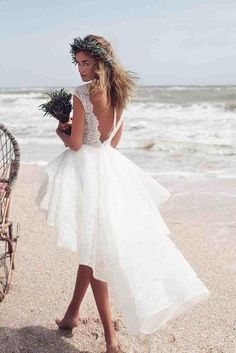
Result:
[11, 222, 19, 270]
[7, 221, 19, 273]
[0, 221, 19, 301]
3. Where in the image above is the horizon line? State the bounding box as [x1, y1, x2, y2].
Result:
[1, 83, 236, 89]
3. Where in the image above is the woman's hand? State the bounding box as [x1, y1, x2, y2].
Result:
[57, 119, 72, 132]
[56, 119, 73, 147]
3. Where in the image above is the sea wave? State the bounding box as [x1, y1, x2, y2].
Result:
[1, 85, 235, 178]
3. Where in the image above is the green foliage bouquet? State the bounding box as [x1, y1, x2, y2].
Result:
[39, 89, 72, 135]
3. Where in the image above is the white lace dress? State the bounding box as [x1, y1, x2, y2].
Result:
[36, 83, 211, 335]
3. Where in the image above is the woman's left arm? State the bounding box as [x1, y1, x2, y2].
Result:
[56, 95, 85, 151]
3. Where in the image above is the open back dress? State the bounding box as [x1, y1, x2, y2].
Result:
[36, 83, 211, 335]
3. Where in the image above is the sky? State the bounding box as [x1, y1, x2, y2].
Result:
[0, 0, 236, 87]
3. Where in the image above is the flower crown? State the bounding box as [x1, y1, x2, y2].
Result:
[69, 37, 113, 67]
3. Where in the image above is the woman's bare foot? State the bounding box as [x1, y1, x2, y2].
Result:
[105, 331, 121, 352]
[106, 343, 122, 353]
[55, 304, 80, 330]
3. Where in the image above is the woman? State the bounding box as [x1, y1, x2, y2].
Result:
[36, 34, 210, 353]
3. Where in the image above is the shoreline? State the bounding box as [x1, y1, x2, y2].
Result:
[20, 160, 236, 182]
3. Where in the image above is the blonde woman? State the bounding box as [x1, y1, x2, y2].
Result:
[36, 34, 210, 353]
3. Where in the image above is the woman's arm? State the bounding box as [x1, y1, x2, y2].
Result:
[56, 95, 85, 151]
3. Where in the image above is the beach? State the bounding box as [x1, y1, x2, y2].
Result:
[0, 163, 235, 353]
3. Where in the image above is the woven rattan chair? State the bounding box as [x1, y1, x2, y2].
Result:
[0, 123, 20, 301]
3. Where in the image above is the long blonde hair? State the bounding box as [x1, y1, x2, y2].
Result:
[81, 34, 139, 110]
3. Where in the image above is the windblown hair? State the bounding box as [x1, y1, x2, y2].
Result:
[76, 34, 138, 110]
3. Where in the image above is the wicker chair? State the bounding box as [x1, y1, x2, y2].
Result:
[0, 123, 20, 301]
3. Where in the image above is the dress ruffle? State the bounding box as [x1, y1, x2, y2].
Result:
[36, 143, 210, 335]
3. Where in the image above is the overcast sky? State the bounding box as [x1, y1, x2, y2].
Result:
[0, 0, 236, 87]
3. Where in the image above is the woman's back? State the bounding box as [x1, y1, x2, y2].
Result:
[89, 90, 123, 143]
[71, 84, 124, 147]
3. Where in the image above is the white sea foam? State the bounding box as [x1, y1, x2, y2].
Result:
[21, 160, 48, 166]
[1, 85, 235, 178]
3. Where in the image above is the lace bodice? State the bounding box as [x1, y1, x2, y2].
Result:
[70, 84, 124, 146]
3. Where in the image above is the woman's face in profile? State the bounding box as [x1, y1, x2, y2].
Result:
[75, 51, 97, 81]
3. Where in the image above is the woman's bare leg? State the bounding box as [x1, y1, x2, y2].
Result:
[90, 275, 119, 348]
[55, 264, 93, 329]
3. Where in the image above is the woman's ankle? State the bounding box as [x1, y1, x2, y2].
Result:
[104, 328, 118, 346]
[67, 302, 80, 317]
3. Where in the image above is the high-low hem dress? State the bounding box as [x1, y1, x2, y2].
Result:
[35, 83, 211, 336]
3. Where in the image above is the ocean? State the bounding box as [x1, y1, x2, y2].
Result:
[0, 85, 235, 180]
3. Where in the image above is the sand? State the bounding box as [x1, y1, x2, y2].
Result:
[0, 164, 235, 353]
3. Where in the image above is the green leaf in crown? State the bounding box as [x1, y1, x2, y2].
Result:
[69, 36, 113, 67]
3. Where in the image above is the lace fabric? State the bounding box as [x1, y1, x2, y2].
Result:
[70, 84, 122, 146]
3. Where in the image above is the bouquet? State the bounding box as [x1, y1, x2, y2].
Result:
[39, 88, 72, 135]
